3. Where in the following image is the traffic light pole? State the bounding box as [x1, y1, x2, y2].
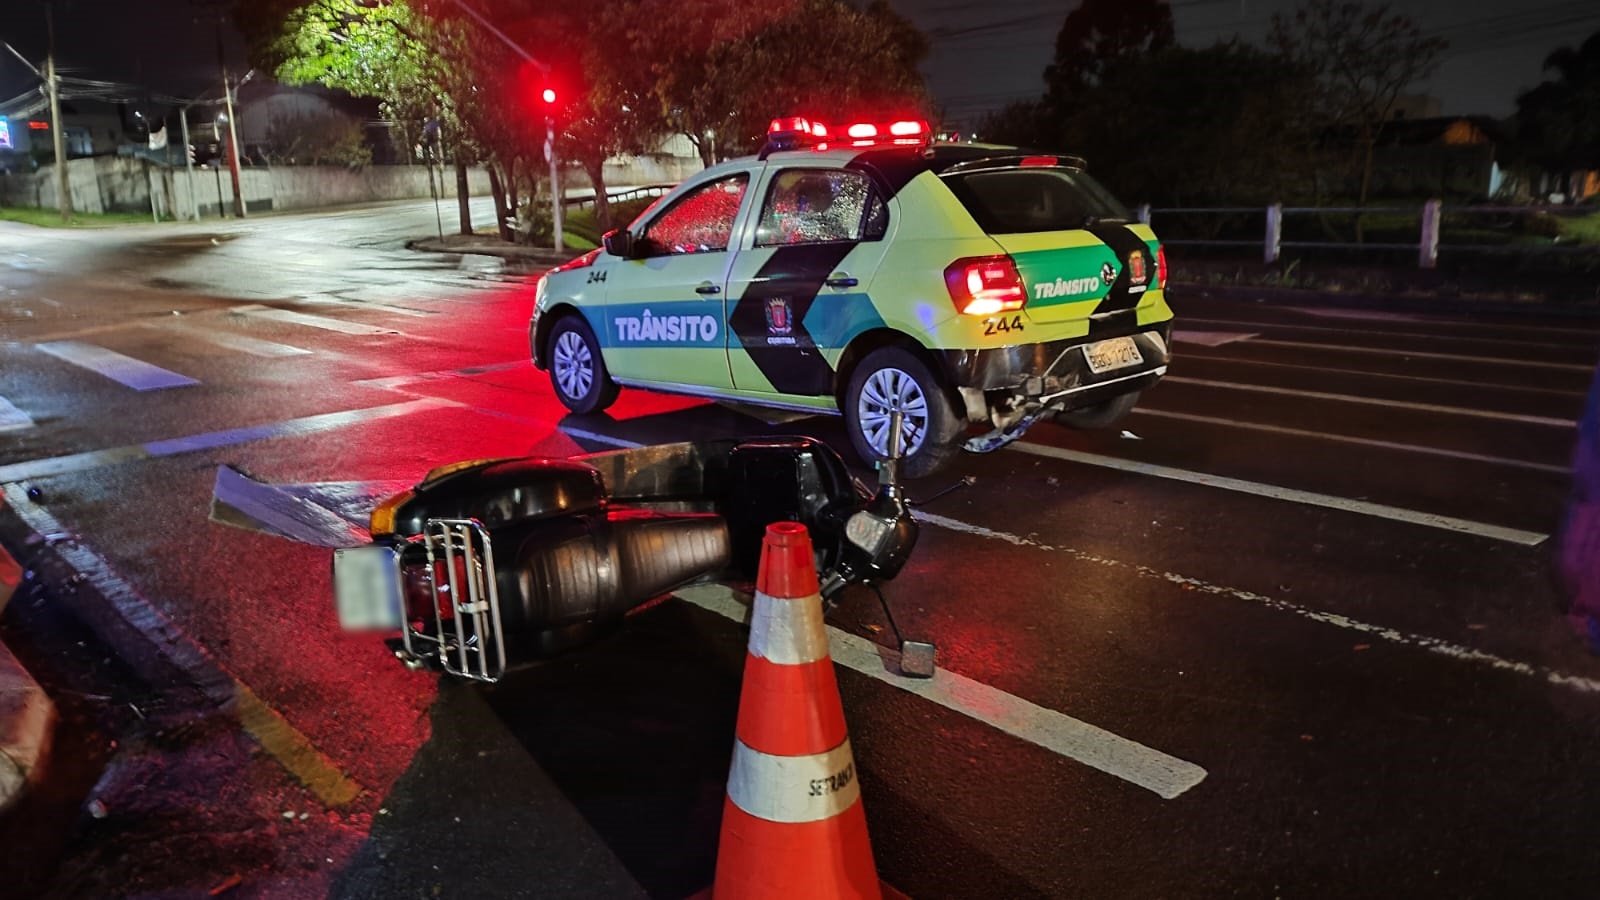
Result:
[546, 116, 562, 252]
[178, 107, 198, 220]
[446, 0, 560, 249]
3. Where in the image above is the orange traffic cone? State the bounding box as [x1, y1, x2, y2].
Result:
[713, 521, 881, 900]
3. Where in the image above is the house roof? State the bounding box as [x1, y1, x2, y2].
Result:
[1374, 115, 1511, 148]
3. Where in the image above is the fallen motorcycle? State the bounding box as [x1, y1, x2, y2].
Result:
[332, 424, 924, 683]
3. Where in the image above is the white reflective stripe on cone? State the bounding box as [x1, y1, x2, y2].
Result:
[747, 590, 829, 666]
[727, 737, 860, 824]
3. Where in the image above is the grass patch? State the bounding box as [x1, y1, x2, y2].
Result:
[1560, 211, 1600, 244]
[0, 206, 157, 228]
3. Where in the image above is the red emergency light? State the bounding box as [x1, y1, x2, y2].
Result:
[764, 116, 932, 156]
[28, 120, 49, 130]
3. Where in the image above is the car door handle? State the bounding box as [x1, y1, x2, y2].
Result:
[825, 274, 858, 288]
[695, 282, 721, 295]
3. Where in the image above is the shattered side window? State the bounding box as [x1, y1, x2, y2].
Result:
[755, 169, 882, 247]
[640, 174, 750, 256]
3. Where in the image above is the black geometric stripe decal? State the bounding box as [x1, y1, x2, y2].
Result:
[1082, 224, 1153, 339]
[729, 242, 857, 396]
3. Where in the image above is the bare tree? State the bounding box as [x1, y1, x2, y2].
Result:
[1272, 0, 1446, 239]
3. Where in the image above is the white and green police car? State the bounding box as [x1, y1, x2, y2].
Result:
[531, 117, 1173, 477]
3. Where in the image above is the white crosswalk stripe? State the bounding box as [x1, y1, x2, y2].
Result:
[156, 323, 312, 358]
[229, 304, 399, 336]
[0, 395, 33, 432]
[36, 340, 199, 391]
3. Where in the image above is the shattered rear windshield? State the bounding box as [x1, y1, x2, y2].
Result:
[943, 169, 1133, 235]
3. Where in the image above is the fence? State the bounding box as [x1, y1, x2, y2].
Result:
[0, 156, 492, 218]
[1140, 201, 1598, 269]
[563, 183, 677, 211]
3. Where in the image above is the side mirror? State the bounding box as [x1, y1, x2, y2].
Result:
[602, 228, 634, 259]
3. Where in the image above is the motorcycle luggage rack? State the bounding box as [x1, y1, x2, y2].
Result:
[401, 518, 507, 683]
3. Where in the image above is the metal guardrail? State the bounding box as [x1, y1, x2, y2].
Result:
[563, 183, 677, 210]
[1140, 201, 1596, 269]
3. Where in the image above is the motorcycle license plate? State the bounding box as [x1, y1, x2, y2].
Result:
[333, 545, 405, 631]
[1084, 337, 1143, 374]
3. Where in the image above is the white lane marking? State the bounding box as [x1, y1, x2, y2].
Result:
[1288, 307, 1426, 323]
[677, 584, 1207, 800]
[1007, 441, 1548, 546]
[1132, 408, 1569, 475]
[351, 360, 527, 392]
[230, 304, 399, 336]
[35, 340, 199, 391]
[0, 395, 33, 432]
[560, 426, 643, 448]
[1171, 329, 1259, 347]
[1183, 316, 1586, 352]
[298, 293, 435, 318]
[1177, 354, 1588, 398]
[912, 511, 1600, 696]
[1162, 375, 1577, 428]
[1248, 337, 1594, 372]
[1284, 305, 1600, 337]
[0, 398, 457, 483]
[156, 323, 311, 358]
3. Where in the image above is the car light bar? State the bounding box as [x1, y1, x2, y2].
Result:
[763, 116, 933, 156]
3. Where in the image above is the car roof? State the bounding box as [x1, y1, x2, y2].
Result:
[722, 142, 1086, 177]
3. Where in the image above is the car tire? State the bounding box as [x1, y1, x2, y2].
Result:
[1055, 390, 1140, 430]
[844, 346, 962, 479]
[547, 315, 619, 414]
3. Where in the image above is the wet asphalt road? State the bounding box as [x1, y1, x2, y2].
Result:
[2, 203, 1600, 899]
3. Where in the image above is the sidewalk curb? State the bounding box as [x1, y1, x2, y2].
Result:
[1176, 281, 1600, 321]
[0, 527, 57, 815]
[406, 237, 578, 267]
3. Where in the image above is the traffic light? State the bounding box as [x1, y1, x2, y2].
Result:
[187, 143, 196, 165]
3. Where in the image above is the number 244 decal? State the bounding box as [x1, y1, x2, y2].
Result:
[984, 316, 1024, 336]
[587, 270, 608, 284]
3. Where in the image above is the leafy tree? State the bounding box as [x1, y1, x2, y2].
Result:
[718, 0, 930, 155]
[1271, 0, 1446, 224]
[239, 0, 484, 233]
[1052, 43, 1323, 207]
[265, 111, 373, 166]
[1044, 0, 1175, 106]
[604, 0, 928, 165]
[1515, 30, 1600, 175]
[977, 99, 1048, 148]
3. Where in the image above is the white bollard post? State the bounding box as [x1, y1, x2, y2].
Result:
[1419, 198, 1441, 269]
[1264, 203, 1283, 264]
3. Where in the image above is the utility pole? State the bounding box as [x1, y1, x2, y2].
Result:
[45, 2, 71, 222]
[221, 73, 246, 216]
[215, 21, 246, 217]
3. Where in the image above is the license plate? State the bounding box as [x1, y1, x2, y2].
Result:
[333, 545, 404, 631]
[1084, 337, 1144, 374]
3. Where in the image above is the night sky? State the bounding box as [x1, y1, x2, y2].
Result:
[2, 0, 1597, 128]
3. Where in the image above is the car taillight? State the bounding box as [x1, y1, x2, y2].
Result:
[1156, 245, 1168, 288]
[401, 558, 470, 624]
[944, 256, 1027, 317]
